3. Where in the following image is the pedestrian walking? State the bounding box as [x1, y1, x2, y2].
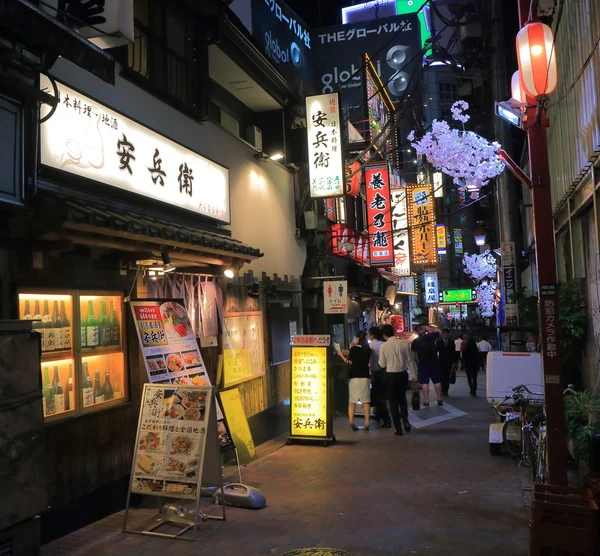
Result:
[411, 324, 443, 407]
[368, 326, 391, 428]
[462, 334, 480, 396]
[337, 331, 372, 431]
[436, 328, 455, 396]
[379, 324, 416, 436]
[454, 333, 464, 371]
[477, 335, 492, 374]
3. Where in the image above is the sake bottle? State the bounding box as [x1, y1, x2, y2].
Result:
[53, 300, 63, 351]
[82, 362, 94, 407]
[52, 366, 64, 413]
[93, 372, 104, 404]
[100, 300, 111, 347]
[61, 300, 71, 350]
[65, 364, 74, 411]
[110, 301, 120, 346]
[86, 300, 99, 347]
[42, 366, 54, 416]
[42, 300, 54, 352]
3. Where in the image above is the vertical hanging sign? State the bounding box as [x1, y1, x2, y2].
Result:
[407, 184, 437, 266]
[454, 229, 464, 256]
[365, 161, 394, 267]
[306, 93, 344, 198]
[424, 272, 439, 304]
[391, 186, 411, 276]
[436, 224, 447, 254]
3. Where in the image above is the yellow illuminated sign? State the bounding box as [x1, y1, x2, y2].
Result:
[291, 346, 328, 437]
[436, 224, 446, 251]
[407, 184, 437, 266]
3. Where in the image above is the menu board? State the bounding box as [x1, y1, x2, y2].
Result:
[290, 346, 328, 438]
[131, 385, 212, 500]
[218, 388, 256, 465]
[130, 299, 233, 452]
[223, 312, 265, 388]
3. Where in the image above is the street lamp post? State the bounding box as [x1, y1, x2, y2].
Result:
[516, 0, 567, 485]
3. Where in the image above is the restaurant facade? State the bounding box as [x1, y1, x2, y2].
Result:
[0, 0, 307, 548]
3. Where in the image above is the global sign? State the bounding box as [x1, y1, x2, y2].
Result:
[439, 289, 477, 303]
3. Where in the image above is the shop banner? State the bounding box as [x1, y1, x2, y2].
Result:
[454, 229, 464, 256]
[130, 384, 213, 500]
[129, 299, 233, 452]
[291, 335, 330, 346]
[222, 312, 266, 388]
[407, 184, 437, 266]
[199, 279, 220, 338]
[290, 346, 328, 438]
[330, 224, 369, 265]
[365, 161, 394, 267]
[219, 388, 256, 465]
[424, 272, 438, 304]
[323, 281, 348, 314]
[40, 76, 230, 223]
[306, 92, 344, 198]
[437, 224, 447, 254]
[393, 228, 411, 276]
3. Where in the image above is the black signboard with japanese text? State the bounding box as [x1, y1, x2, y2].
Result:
[251, 0, 315, 96]
[312, 13, 421, 124]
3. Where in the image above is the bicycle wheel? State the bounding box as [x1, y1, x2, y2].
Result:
[502, 418, 522, 459]
[536, 430, 548, 483]
[523, 426, 538, 482]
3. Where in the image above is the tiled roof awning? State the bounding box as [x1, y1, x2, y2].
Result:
[37, 191, 262, 269]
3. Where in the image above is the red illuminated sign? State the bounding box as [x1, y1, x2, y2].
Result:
[365, 161, 393, 267]
[345, 161, 362, 196]
[330, 224, 369, 265]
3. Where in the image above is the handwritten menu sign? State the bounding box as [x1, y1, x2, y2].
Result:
[130, 385, 212, 500]
[291, 346, 328, 438]
[130, 299, 233, 452]
[223, 312, 265, 388]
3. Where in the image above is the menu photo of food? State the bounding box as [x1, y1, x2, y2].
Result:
[165, 456, 200, 481]
[146, 355, 167, 378]
[218, 421, 232, 448]
[132, 478, 165, 495]
[182, 350, 202, 370]
[163, 481, 198, 499]
[172, 375, 191, 386]
[160, 302, 192, 341]
[138, 431, 163, 452]
[170, 433, 201, 457]
[187, 371, 209, 387]
[135, 453, 163, 477]
[166, 352, 184, 374]
[180, 389, 206, 414]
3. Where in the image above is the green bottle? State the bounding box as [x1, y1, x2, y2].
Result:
[42, 366, 54, 416]
[82, 362, 94, 407]
[86, 300, 99, 347]
[100, 300, 111, 347]
[42, 300, 54, 352]
[110, 301, 120, 346]
[53, 300, 63, 351]
[61, 300, 71, 350]
[52, 365, 64, 413]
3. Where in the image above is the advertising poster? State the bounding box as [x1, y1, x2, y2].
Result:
[323, 280, 348, 314]
[424, 272, 439, 304]
[407, 183, 437, 266]
[454, 229, 464, 256]
[365, 161, 394, 267]
[130, 384, 212, 500]
[437, 224, 447, 254]
[222, 312, 266, 388]
[291, 345, 328, 438]
[306, 92, 344, 198]
[129, 299, 233, 452]
[219, 388, 256, 465]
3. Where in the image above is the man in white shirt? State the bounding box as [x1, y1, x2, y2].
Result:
[477, 336, 492, 373]
[454, 334, 464, 371]
[379, 324, 417, 436]
[368, 326, 391, 428]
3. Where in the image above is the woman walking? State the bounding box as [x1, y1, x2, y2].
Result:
[338, 331, 372, 430]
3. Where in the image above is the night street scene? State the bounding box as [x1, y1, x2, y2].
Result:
[0, 0, 599, 555]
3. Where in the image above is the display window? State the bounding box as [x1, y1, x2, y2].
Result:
[19, 291, 128, 422]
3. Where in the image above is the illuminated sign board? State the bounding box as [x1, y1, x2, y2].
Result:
[439, 289, 477, 303]
[289, 341, 333, 443]
[407, 184, 437, 266]
[306, 92, 344, 198]
[364, 54, 394, 157]
[391, 185, 410, 276]
[454, 229, 464, 255]
[365, 161, 394, 267]
[424, 272, 438, 304]
[40, 76, 230, 223]
[436, 224, 447, 254]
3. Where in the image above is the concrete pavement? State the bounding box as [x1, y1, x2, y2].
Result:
[42, 373, 530, 556]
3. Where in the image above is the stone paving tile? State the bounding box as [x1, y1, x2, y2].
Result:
[42, 375, 529, 556]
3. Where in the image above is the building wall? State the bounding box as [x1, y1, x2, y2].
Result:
[48, 58, 307, 281]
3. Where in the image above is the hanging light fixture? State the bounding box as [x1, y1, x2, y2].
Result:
[511, 70, 527, 104]
[474, 224, 487, 247]
[516, 21, 557, 97]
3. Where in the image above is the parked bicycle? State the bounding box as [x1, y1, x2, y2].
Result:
[494, 384, 547, 483]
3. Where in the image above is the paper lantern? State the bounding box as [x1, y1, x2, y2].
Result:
[511, 70, 526, 104]
[345, 161, 362, 196]
[516, 22, 557, 97]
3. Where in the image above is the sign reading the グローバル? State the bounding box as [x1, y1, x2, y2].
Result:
[407, 184, 436, 266]
[365, 161, 394, 267]
[40, 76, 230, 223]
[306, 92, 344, 198]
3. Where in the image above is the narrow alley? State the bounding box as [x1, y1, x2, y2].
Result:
[42, 374, 530, 556]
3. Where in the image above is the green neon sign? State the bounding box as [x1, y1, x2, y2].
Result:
[441, 289, 474, 303]
[396, 0, 430, 54]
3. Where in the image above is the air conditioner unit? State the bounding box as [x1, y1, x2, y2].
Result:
[246, 126, 263, 151]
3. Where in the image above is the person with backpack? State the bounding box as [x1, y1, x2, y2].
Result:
[411, 324, 443, 407]
[337, 330, 372, 431]
[368, 326, 391, 428]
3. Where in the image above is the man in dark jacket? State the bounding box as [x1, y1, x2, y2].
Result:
[436, 328, 455, 396]
[411, 324, 443, 407]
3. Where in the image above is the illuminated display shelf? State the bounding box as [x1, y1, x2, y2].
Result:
[41, 349, 73, 363]
[82, 345, 122, 357]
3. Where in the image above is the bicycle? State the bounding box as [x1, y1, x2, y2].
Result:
[494, 385, 547, 482]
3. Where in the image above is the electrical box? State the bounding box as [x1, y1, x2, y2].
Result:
[246, 126, 263, 151]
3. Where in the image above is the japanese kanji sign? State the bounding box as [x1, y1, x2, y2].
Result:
[365, 161, 394, 267]
[323, 280, 348, 314]
[424, 272, 438, 304]
[290, 346, 328, 438]
[330, 224, 370, 265]
[454, 229, 464, 256]
[391, 184, 410, 276]
[437, 224, 447, 254]
[40, 76, 230, 223]
[306, 92, 344, 198]
[407, 184, 437, 266]
[291, 335, 331, 346]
